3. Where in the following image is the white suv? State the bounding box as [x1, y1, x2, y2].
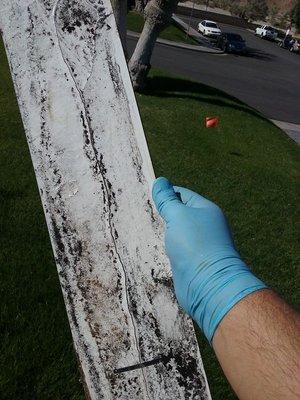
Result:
[198, 20, 221, 37]
[255, 25, 278, 41]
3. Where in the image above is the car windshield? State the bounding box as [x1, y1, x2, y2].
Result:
[206, 22, 218, 28]
[226, 33, 243, 41]
[265, 26, 274, 31]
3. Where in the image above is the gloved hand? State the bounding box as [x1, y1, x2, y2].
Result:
[152, 177, 267, 344]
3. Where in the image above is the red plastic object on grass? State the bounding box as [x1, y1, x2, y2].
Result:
[205, 116, 219, 128]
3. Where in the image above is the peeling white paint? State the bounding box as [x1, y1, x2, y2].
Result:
[0, 1, 211, 399]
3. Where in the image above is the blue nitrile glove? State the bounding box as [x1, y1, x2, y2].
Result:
[152, 177, 267, 344]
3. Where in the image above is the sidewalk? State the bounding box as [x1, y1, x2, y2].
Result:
[271, 120, 300, 145]
[178, 1, 232, 16]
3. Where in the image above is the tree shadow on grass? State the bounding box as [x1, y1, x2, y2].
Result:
[143, 75, 267, 122]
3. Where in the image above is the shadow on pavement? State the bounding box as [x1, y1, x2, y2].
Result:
[244, 47, 276, 61]
[143, 75, 267, 121]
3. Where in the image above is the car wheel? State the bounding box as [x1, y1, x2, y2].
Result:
[260, 33, 264, 38]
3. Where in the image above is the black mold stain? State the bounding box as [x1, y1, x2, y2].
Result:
[158, 346, 206, 398]
[60, 2, 95, 34]
[51, 217, 65, 253]
[53, 167, 62, 186]
[57, 0, 111, 44]
[80, 111, 90, 144]
[26, 6, 35, 35]
[151, 269, 174, 291]
[132, 154, 144, 184]
[128, 290, 138, 316]
[40, 0, 53, 12]
[147, 312, 161, 338]
[51, 223, 103, 396]
[146, 199, 156, 223]
[173, 349, 205, 395]
[38, 135, 106, 397]
[105, 44, 123, 97]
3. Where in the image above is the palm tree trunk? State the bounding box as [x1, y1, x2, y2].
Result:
[135, 0, 147, 14]
[128, 0, 179, 91]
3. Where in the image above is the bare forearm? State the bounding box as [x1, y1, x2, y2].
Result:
[213, 289, 300, 400]
[151, 179, 299, 399]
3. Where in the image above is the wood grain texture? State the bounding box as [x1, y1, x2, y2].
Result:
[0, 1, 211, 398]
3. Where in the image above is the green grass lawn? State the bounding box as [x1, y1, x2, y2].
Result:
[127, 11, 198, 45]
[1, 38, 299, 400]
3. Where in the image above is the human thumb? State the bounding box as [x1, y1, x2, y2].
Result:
[152, 177, 182, 221]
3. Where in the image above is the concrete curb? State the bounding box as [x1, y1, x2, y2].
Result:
[271, 120, 300, 145]
[127, 30, 225, 54]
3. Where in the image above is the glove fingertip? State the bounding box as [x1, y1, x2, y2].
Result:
[152, 177, 181, 219]
[152, 177, 172, 204]
[153, 176, 172, 192]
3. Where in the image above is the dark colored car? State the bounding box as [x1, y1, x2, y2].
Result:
[279, 36, 300, 53]
[217, 33, 247, 54]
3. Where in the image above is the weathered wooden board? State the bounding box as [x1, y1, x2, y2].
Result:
[0, 1, 211, 399]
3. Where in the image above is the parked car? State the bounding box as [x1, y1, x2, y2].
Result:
[198, 20, 221, 37]
[255, 25, 278, 41]
[279, 36, 300, 53]
[217, 33, 247, 54]
[290, 39, 300, 53]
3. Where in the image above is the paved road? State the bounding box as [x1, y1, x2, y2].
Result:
[128, 17, 300, 125]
